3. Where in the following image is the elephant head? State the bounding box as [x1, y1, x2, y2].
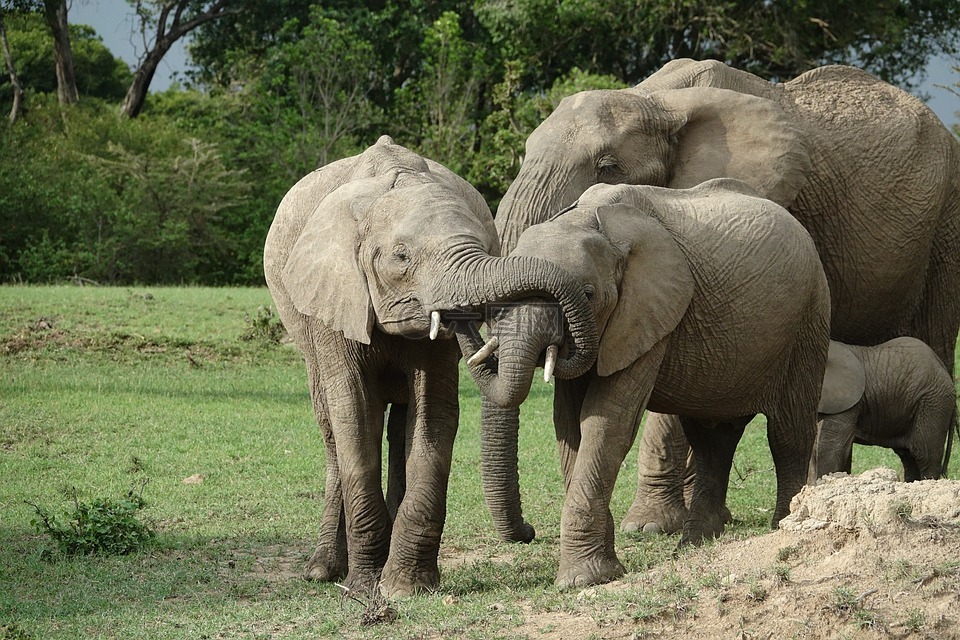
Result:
[496, 75, 811, 254]
[264, 135, 598, 404]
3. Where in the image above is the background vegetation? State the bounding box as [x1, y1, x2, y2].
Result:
[0, 285, 942, 639]
[1, 1, 959, 286]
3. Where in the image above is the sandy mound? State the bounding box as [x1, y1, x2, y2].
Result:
[515, 469, 960, 639]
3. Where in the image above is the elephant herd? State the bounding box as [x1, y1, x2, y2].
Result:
[263, 59, 960, 597]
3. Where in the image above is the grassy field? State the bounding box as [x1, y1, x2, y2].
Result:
[0, 286, 936, 639]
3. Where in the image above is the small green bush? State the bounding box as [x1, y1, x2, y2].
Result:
[28, 486, 155, 557]
[241, 305, 285, 344]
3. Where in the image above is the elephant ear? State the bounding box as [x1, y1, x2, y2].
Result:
[818, 341, 866, 414]
[281, 178, 388, 344]
[595, 203, 694, 377]
[654, 87, 811, 208]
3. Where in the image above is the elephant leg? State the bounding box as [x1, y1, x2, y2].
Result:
[811, 409, 858, 480]
[765, 403, 818, 528]
[554, 376, 589, 493]
[385, 403, 408, 521]
[678, 416, 749, 546]
[303, 401, 348, 583]
[323, 377, 391, 593]
[903, 395, 956, 480]
[557, 346, 661, 589]
[621, 412, 690, 535]
[380, 348, 460, 597]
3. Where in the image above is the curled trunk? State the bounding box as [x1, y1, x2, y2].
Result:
[453, 254, 597, 408]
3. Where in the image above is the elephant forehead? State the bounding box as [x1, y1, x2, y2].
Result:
[369, 182, 493, 240]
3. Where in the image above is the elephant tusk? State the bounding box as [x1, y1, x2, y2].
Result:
[544, 344, 558, 383]
[429, 311, 441, 340]
[467, 336, 499, 366]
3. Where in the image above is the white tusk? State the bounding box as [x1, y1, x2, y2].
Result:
[467, 336, 499, 367]
[429, 311, 441, 340]
[544, 344, 558, 383]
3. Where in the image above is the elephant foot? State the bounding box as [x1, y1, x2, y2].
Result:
[678, 510, 728, 547]
[302, 545, 347, 583]
[379, 561, 440, 598]
[620, 496, 688, 535]
[555, 553, 625, 590]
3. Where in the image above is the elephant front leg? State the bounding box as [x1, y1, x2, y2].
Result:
[325, 392, 393, 594]
[621, 412, 690, 534]
[557, 355, 658, 589]
[811, 411, 857, 479]
[679, 416, 749, 546]
[380, 354, 460, 597]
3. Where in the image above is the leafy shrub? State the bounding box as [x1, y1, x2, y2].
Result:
[28, 486, 155, 557]
[241, 305, 285, 344]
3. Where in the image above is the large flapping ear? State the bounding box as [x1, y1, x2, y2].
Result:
[280, 174, 396, 344]
[594, 203, 694, 377]
[654, 86, 811, 208]
[818, 341, 866, 414]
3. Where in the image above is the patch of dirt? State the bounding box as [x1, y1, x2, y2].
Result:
[511, 469, 960, 639]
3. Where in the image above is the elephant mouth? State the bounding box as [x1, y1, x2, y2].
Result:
[379, 306, 487, 342]
[456, 302, 567, 383]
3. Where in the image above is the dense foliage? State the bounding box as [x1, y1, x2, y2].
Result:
[1, 0, 959, 285]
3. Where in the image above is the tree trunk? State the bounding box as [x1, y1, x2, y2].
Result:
[42, 0, 78, 106]
[0, 15, 24, 124]
[119, 0, 237, 119]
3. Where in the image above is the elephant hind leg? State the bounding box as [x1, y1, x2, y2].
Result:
[678, 416, 750, 547]
[303, 405, 348, 583]
[621, 412, 690, 535]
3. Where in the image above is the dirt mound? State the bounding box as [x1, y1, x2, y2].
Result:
[516, 470, 960, 639]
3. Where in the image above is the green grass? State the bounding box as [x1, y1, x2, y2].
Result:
[0, 285, 953, 639]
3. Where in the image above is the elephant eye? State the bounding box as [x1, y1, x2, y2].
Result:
[596, 156, 623, 181]
[583, 284, 595, 301]
[392, 243, 410, 262]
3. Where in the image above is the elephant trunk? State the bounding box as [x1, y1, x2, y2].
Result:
[480, 399, 535, 542]
[451, 254, 597, 408]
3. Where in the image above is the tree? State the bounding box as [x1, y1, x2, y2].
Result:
[41, 0, 76, 104]
[119, 0, 237, 118]
[255, 8, 380, 176]
[1, 0, 40, 122]
[0, 11, 23, 122]
[394, 11, 484, 175]
[474, 0, 960, 90]
[0, 13, 131, 102]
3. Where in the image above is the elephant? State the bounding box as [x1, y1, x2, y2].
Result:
[262, 135, 598, 597]
[813, 337, 958, 481]
[489, 58, 960, 539]
[459, 179, 831, 587]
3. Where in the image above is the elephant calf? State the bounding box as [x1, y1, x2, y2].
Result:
[814, 337, 958, 481]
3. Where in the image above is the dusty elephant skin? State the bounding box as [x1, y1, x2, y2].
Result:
[490, 58, 960, 539]
[463, 180, 831, 588]
[262, 136, 597, 598]
[813, 338, 958, 481]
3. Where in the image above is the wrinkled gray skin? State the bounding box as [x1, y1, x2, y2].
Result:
[813, 338, 958, 481]
[263, 136, 597, 597]
[492, 59, 960, 538]
[463, 180, 831, 588]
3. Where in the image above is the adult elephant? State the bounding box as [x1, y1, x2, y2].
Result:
[461, 179, 831, 587]
[487, 58, 960, 539]
[263, 136, 597, 597]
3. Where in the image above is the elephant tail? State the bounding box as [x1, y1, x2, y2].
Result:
[940, 402, 959, 479]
